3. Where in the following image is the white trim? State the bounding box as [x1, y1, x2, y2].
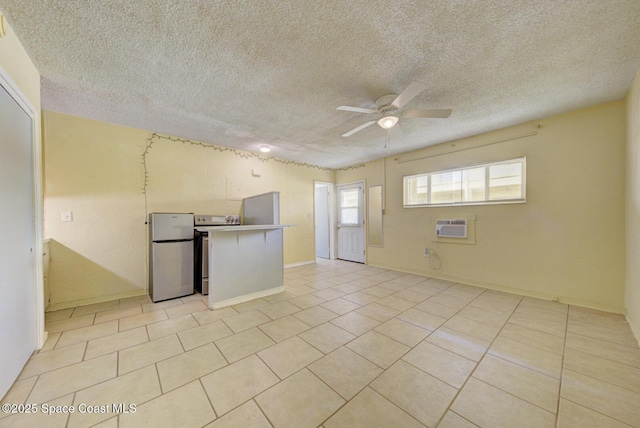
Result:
[0, 65, 45, 349]
[284, 260, 315, 269]
[336, 180, 366, 263]
[210, 286, 284, 310]
[627, 315, 640, 348]
[46, 290, 148, 312]
[403, 157, 526, 208]
[314, 180, 337, 259]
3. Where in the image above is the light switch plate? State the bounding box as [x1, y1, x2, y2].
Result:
[61, 211, 73, 222]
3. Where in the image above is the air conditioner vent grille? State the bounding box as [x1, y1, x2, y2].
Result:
[436, 219, 467, 238]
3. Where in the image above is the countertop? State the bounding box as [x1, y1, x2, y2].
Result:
[194, 224, 295, 232]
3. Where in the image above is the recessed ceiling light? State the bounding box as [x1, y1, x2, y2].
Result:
[260, 145, 271, 153]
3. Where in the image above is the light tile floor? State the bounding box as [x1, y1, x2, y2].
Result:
[2, 259, 640, 427]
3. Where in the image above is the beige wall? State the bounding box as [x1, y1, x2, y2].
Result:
[626, 67, 640, 340]
[0, 18, 40, 110]
[44, 112, 333, 310]
[338, 101, 627, 312]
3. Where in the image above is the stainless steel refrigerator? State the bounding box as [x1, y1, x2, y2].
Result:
[149, 213, 194, 302]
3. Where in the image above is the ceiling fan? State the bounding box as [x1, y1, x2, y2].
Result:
[337, 82, 452, 137]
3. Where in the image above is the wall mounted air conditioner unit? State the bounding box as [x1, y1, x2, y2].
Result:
[436, 219, 467, 238]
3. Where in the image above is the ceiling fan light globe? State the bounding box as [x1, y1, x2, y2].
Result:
[378, 115, 399, 129]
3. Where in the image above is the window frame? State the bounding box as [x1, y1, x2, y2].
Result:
[403, 157, 526, 208]
[338, 186, 362, 226]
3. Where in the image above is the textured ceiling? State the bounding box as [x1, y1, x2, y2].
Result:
[2, 1, 640, 168]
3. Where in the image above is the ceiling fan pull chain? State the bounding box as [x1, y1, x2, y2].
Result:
[385, 129, 390, 153]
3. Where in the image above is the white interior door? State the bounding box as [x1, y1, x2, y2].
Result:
[315, 185, 330, 259]
[337, 182, 365, 263]
[0, 82, 37, 398]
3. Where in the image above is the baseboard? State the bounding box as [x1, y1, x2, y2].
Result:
[46, 289, 148, 312]
[626, 313, 640, 347]
[365, 262, 626, 314]
[210, 286, 285, 309]
[284, 260, 315, 269]
[38, 331, 48, 350]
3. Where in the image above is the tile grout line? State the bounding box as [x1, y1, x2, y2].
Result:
[429, 288, 502, 427]
[566, 325, 640, 353]
[24, 263, 640, 427]
[564, 334, 640, 369]
[251, 395, 277, 428]
[235, 278, 421, 425]
[372, 283, 502, 424]
[555, 304, 570, 427]
[558, 396, 636, 427]
[300, 351, 426, 428]
[430, 290, 525, 427]
[63, 392, 74, 428]
[561, 307, 640, 420]
[197, 377, 220, 424]
[315, 285, 480, 427]
[250, 351, 299, 426]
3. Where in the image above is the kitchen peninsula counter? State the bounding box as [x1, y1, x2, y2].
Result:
[195, 224, 292, 233]
[195, 225, 294, 309]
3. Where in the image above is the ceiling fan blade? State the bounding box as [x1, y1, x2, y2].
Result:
[342, 120, 376, 137]
[402, 108, 452, 119]
[391, 82, 427, 109]
[337, 106, 378, 114]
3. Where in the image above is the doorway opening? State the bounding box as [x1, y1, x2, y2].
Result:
[314, 181, 335, 259]
[336, 181, 366, 263]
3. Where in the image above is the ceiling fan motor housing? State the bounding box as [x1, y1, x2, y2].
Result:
[376, 94, 399, 111]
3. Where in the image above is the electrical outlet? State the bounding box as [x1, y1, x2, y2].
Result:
[423, 247, 431, 257]
[61, 211, 73, 222]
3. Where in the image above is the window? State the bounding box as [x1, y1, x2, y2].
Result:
[403, 157, 526, 207]
[339, 188, 360, 225]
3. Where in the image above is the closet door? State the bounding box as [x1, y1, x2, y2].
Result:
[0, 82, 37, 398]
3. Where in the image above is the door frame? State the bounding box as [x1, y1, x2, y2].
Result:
[314, 181, 336, 259]
[0, 65, 45, 348]
[336, 180, 366, 263]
